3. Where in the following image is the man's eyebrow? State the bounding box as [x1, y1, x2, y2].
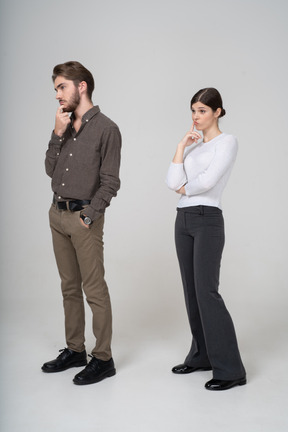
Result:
[54, 82, 65, 91]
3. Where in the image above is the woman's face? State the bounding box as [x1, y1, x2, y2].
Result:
[191, 101, 220, 131]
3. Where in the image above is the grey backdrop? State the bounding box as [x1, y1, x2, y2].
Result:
[0, 0, 287, 429]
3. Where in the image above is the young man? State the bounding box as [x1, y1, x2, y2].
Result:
[42, 61, 121, 385]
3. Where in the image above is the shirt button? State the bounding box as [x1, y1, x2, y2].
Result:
[70, 153, 73, 156]
[73, 138, 76, 141]
[58, 196, 62, 199]
[62, 183, 65, 186]
[56, 153, 60, 156]
[66, 168, 69, 171]
[86, 119, 88, 122]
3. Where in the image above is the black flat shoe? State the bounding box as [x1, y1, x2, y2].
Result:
[205, 377, 247, 391]
[172, 364, 212, 374]
[41, 348, 87, 373]
[73, 356, 116, 385]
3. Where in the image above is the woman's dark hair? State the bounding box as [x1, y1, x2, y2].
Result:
[52, 61, 95, 100]
[190, 88, 226, 118]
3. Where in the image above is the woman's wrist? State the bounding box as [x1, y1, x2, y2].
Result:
[177, 140, 186, 150]
[172, 143, 185, 163]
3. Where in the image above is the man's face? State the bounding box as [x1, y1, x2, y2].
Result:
[54, 76, 80, 112]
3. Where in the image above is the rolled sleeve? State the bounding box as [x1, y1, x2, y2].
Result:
[166, 162, 187, 191]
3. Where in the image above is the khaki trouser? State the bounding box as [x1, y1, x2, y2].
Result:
[49, 204, 112, 361]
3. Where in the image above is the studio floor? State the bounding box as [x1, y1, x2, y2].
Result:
[1, 298, 287, 432]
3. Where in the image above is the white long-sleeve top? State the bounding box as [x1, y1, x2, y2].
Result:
[166, 133, 238, 210]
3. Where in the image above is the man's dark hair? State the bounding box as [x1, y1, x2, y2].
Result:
[52, 61, 95, 100]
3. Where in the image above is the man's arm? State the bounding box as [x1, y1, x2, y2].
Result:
[45, 106, 71, 177]
[45, 133, 64, 178]
[84, 126, 122, 221]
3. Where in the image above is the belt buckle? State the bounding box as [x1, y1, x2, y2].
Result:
[69, 201, 83, 212]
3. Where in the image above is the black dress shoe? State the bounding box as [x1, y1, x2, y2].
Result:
[172, 364, 212, 374]
[73, 356, 116, 385]
[41, 348, 87, 373]
[205, 377, 247, 391]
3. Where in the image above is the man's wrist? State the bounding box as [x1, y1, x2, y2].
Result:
[80, 214, 92, 225]
[54, 129, 64, 137]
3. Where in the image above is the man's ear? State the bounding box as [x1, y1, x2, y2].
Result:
[78, 81, 87, 95]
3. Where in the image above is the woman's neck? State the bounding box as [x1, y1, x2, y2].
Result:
[203, 125, 222, 143]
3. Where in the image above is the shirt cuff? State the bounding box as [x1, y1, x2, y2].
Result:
[84, 199, 108, 221]
[50, 131, 65, 146]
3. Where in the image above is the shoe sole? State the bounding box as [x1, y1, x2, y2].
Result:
[41, 360, 88, 373]
[206, 378, 247, 391]
[172, 366, 212, 374]
[73, 368, 116, 385]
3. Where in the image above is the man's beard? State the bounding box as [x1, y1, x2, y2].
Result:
[62, 89, 80, 112]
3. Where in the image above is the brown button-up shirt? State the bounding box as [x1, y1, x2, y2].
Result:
[45, 106, 121, 221]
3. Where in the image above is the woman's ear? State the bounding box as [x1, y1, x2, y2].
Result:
[215, 107, 221, 119]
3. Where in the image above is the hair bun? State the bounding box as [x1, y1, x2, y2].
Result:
[220, 108, 226, 118]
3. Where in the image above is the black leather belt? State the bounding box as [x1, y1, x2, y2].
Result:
[53, 196, 91, 211]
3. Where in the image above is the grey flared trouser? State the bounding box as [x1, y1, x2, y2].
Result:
[49, 204, 112, 361]
[175, 205, 246, 380]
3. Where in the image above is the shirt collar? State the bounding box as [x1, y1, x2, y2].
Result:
[70, 105, 100, 123]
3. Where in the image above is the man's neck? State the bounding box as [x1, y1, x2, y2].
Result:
[74, 99, 94, 121]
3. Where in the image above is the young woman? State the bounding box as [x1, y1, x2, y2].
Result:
[166, 88, 246, 391]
